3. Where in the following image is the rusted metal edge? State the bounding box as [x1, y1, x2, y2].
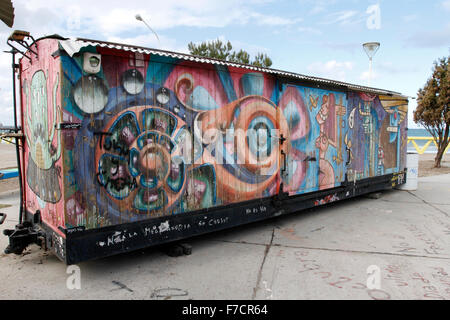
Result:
[0, 133, 23, 139]
[69, 37, 408, 99]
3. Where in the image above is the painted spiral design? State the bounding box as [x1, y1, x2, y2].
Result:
[95, 106, 187, 215]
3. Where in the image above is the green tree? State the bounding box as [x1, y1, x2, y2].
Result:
[188, 39, 272, 68]
[252, 53, 272, 68]
[414, 56, 450, 168]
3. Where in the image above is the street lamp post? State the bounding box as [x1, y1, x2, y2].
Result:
[135, 14, 160, 46]
[363, 42, 380, 87]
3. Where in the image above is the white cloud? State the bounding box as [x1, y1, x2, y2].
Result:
[407, 99, 419, 128]
[442, 0, 450, 11]
[320, 10, 362, 26]
[307, 60, 354, 82]
[377, 62, 419, 74]
[107, 34, 187, 53]
[231, 40, 271, 57]
[0, 0, 301, 125]
[309, 5, 326, 15]
[402, 14, 418, 23]
[298, 26, 322, 35]
[405, 23, 450, 48]
[322, 42, 359, 52]
[360, 70, 379, 82]
[3, 0, 300, 40]
[300, 0, 337, 16]
[249, 13, 302, 26]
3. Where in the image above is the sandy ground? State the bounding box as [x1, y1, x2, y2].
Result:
[0, 143, 449, 194]
[0, 178, 19, 194]
[0, 143, 20, 194]
[0, 143, 20, 169]
[417, 153, 450, 177]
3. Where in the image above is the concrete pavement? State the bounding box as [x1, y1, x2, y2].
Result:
[0, 174, 449, 300]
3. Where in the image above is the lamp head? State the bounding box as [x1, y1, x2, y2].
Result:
[135, 14, 143, 21]
[363, 42, 380, 59]
[8, 30, 30, 41]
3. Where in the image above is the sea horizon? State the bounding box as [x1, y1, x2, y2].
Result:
[407, 128, 449, 154]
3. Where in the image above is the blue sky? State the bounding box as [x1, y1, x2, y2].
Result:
[0, 0, 449, 127]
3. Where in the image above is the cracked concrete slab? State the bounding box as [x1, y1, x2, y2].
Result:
[418, 174, 450, 184]
[1, 174, 450, 300]
[433, 205, 450, 216]
[0, 237, 266, 300]
[200, 220, 275, 246]
[0, 192, 267, 300]
[409, 175, 450, 205]
[377, 189, 423, 204]
[254, 246, 450, 300]
[272, 196, 450, 259]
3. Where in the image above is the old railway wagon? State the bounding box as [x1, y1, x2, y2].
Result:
[3, 34, 408, 264]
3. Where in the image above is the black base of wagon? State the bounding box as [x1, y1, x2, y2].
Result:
[10, 171, 406, 264]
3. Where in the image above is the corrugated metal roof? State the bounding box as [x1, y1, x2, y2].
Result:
[73, 37, 407, 98]
[0, 0, 14, 28]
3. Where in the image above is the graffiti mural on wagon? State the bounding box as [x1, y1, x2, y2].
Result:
[23, 70, 62, 205]
[20, 47, 404, 230]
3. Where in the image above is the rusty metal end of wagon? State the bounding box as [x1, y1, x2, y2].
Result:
[3, 211, 46, 256]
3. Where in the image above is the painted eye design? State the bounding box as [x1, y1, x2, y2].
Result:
[247, 116, 275, 160]
[156, 87, 170, 105]
[122, 69, 144, 95]
[73, 75, 109, 114]
[110, 166, 118, 175]
[348, 108, 355, 129]
[89, 56, 100, 68]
